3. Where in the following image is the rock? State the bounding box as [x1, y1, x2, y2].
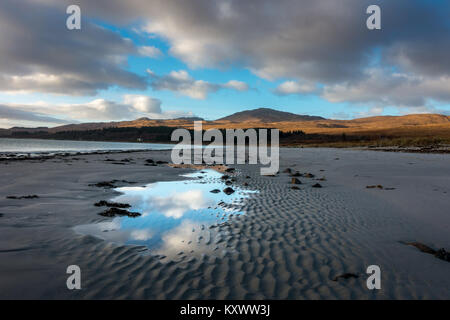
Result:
[156, 160, 168, 164]
[221, 175, 230, 180]
[225, 168, 235, 172]
[435, 248, 450, 262]
[405, 241, 436, 254]
[223, 187, 235, 195]
[291, 186, 300, 190]
[283, 168, 292, 174]
[94, 200, 131, 208]
[145, 159, 154, 163]
[291, 178, 302, 184]
[304, 173, 315, 178]
[291, 172, 301, 177]
[404, 242, 450, 262]
[90, 181, 115, 188]
[99, 207, 141, 218]
[312, 183, 322, 188]
[333, 273, 359, 281]
[210, 189, 221, 193]
[225, 180, 233, 186]
[6, 195, 39, 199]
[245, 176, 251, 179]
[366, 185, 383, 189]
[243, 182, 249, 186]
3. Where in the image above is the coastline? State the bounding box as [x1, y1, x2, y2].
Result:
[0, 148, 449, 299]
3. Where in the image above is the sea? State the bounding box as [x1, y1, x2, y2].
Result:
[0, 138, 175, 157]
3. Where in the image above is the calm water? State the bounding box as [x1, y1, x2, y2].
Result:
[75, 170, 257, 260]
[0, 138, 175, 154]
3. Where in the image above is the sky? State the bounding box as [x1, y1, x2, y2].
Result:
[0, 0, 449, 128]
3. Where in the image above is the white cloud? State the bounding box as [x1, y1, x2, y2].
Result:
[123, 94, 162, 113]
[150, 70, 249, 99]
[224, 80, 249, 91]
[275, 80, 317, 95]
[138, 46, 163, 58]
[323, 69, 450, 108]
[0, 95, 195, 127]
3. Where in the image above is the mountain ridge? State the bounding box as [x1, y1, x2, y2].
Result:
[217, 107, 324, 122]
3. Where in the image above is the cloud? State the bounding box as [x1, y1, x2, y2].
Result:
[123, 95, 162, 113]
[150, 70, 249, 99]
[2, 0, 450, 111]
[138, 46, 163, 58]
[323, 69, 450, 108]
[0, 104, 71, 124]
[0, 95, 194, 128]
[0, 0, 147, 95]
[223, 80, 249, 91]
[274, 81, 317, 95]
[49, 0, 450, 109]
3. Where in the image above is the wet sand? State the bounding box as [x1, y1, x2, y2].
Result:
[0, 148, 449, 299]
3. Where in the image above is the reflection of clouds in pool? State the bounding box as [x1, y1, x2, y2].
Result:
[130, 229, 154, 241]
[151, 190, 215, 218]
[74, 169, 257, 260]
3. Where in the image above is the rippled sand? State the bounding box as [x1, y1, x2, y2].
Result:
[0, 148, 449, 299]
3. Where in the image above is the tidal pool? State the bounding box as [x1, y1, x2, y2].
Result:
[75, 169, 257, 260]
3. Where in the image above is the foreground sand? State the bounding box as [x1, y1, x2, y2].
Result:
[0, 148, 449, 299]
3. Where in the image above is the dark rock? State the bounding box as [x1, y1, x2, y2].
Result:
[291, 186, 300, 190]
[283, 168, 292, 174]
[366, 185, 383, 189]
[291, 178, 302, 185]
[221, 175, 230, 180]
[333, 273, 359, 281]
[210, 189, 221, 193]
[6, 195, 39, 199]
[291, 172, 301, 177]
[312, 183, 322, 188]
[90, 181, 115, 188]
[435, 249, 450, 262]
[145, 159, 154, 163]
[404, 241, 450, 262]
[223, 187, 235, 195]
[304, 173, 315, 178]
[99, 207, 141, 218]
[245, 176, 251, 179]
[243, 182, 249, 187]
[225, 180, 233, 186]
[156, 160, 168, 164]
[404, 241, 436, 254]
[94, 200, 131, 208]
[225, 168, 235, 172]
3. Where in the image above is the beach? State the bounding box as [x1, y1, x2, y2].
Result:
[0, 148, 449, 299]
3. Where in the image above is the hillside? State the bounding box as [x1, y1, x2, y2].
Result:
[1, 109, 450, 147]
[217, 107, 324, 122]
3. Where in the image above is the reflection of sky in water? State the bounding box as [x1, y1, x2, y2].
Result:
[75, 170, 257, 260]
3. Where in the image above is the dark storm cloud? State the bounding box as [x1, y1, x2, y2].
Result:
[0, 0, 147, 95]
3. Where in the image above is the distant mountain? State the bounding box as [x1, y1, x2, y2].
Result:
[217, 108, 325, 122]
[175, 116, 204, 121]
